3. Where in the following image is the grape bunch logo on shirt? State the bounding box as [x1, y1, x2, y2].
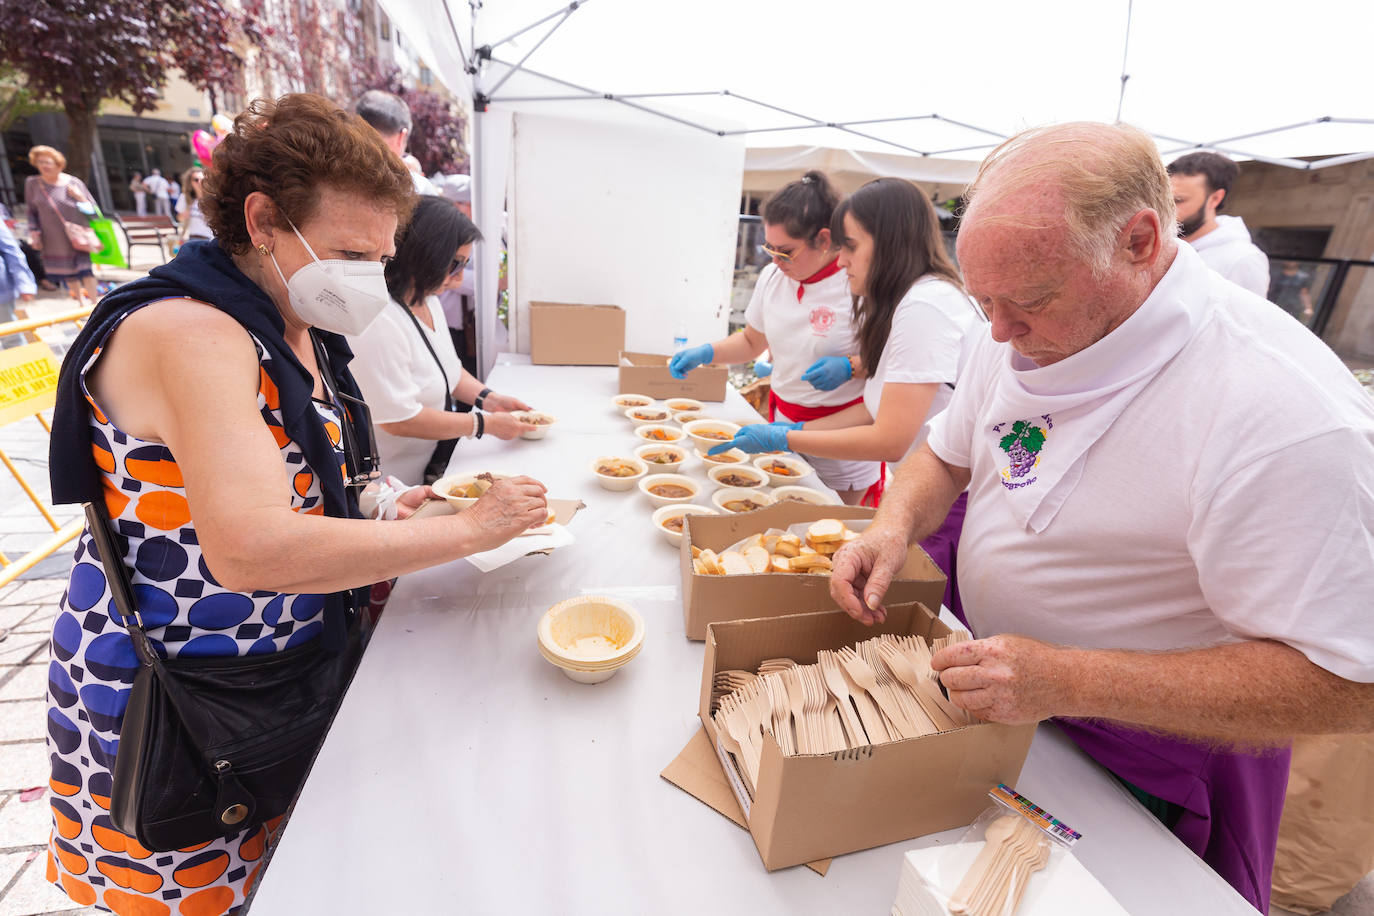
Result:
[993, 415, 1052, 490]
[809, 304, 835, 337]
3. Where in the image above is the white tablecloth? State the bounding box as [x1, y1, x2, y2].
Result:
[250, 362, 1254, 915]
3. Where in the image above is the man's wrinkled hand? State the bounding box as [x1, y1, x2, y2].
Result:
[828, 524, 908, 625]
[931, 634, 1068, 726]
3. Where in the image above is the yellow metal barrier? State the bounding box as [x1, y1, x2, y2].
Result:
[0, 306, 95, 589]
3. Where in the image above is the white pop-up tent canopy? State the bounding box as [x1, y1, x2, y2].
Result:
[376, 0, 1374, 375]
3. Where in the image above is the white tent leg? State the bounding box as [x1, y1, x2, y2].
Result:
[473, 106, 513, 379]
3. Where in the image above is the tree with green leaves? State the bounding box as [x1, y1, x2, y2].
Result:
[0, 0, 251, 183]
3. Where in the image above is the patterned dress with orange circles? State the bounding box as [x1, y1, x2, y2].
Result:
[45, 324, 346, 916]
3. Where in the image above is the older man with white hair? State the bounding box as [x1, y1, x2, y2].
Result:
[830, 122, 1374, 911]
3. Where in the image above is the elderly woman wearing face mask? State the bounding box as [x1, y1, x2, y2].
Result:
[43, 94, 548, 914]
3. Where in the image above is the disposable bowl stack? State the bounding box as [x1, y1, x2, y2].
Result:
[537, 596, 646, 684]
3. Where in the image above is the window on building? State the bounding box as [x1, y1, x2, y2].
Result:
[420, 66, 434, 87]
[379, 14, 390, 40]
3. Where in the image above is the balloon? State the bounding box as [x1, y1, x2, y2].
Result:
[211, 113, 233, 138]
[192, 130, 219, 170]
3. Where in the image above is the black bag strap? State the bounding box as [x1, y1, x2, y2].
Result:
[397, 299, 456, 413]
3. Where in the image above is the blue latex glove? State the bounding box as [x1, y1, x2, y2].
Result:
[801, 355, 853, 391]
[752, 358, 772, 378]
[669, 343, 714, 379]
[708, 421, 801, 455]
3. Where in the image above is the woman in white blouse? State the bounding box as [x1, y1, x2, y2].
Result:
[347, 196, 534, 484]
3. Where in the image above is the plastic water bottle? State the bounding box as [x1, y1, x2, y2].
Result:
[673, 321, 689, 353]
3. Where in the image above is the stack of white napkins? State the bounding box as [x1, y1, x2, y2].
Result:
[464, 524, 575, 572]
[891, 842, 1127, 916]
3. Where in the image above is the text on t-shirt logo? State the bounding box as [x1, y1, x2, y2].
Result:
[993, 415, 1052, 490]
[809, 304, 835, 337]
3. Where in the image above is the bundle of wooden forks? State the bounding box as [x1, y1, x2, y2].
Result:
[711, 633, 975, 795]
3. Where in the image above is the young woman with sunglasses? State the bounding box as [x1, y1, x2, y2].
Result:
[670, 170, 878, 502]
[708, 178, 984, 617]
[347, 195, 536, 485]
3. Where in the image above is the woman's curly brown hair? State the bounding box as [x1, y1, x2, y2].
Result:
[201, 94, 415, 255]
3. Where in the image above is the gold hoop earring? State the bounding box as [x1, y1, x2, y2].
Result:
[257, 243, 269, 257]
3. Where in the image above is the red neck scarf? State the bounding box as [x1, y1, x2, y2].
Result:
[795, 258, 842, 302]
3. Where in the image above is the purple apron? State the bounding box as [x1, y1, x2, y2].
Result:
[919, 491, 968, 626]
[1054, 717, 1290, 912]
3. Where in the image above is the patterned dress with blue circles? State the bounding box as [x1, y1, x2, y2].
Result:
[45, 318, 347, 916]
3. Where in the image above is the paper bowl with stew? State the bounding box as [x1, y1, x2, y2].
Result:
[664, 397, 704, 413]
[634, 423, 687, 445]
[634, 443, 688, 474]
[512, 410, 556, 440]
[696, 447, 746, 466]
[752, 454, 812, 486]
[537, 595, 645, 684]
[432, 471, 511, 509]
[590, 455, 648, 491]
[624, 405, 673, 427]
[612, 393, 654, 412]
[638, 473, 700, 507]
[770, 485, 841, 506]
[682, 419, 741, 451]
[711, 487, 775, 514]
[651, 504, 718, 547]
[706, 463, 768, 490]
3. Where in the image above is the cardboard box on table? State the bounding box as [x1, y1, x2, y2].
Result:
[618, 350, 729, 402]
[529, 302, 625, 365]
[678, 502, 946, 640]
[699, 604, 1036, 872]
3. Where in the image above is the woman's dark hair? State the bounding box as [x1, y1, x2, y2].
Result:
[761, 170, 839, 243]
[831, 178, 964, 375]
[385, 196, 483, 307]
[202, 93, 415, 255]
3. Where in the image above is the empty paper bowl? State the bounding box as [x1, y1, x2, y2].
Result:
[652, 504, 718, 547]
[634, 423, 687, 445]
[639, 473, 700, 507]
[682, 419, 741, 451]
[664, 397, 704, 413]
[634, 443, 689, 474]
[537, 595, 645, 684]
[433, 471, 509, 509]
[624, 405, 673, 427]
[752, 454, 812, 486]
[590, 455, 648, 491]
[707, 463, 768, 490]
[771, 485, 842, 506]
[513, 410, 557, 439]
[612, 393, 654, 412]
[711, 487, 775, 514]
[673, 410, 705, 424]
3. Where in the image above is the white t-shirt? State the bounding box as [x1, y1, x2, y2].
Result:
[744, 263, 864, 407]
[346, 295, 464, 485]
[175, 196, 212, 240]
[143, 174, 169, 199]
[861, 275, 982, 459]
[1188, 215, 1269, 297]
[927, 259, 1374, 682]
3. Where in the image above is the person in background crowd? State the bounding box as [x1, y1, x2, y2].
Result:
[1270, 259, 1315, 322]
[129, 171, 147, 216]
[711, 177, 983, 618]
[671, 170, 879, 503]
[433, 173, 478, 374]
[831, 122, 1374, 912]
[354, 90, 439, 197]
[24, 145, 99, 306]
[1167, 151, 1269, 296]
[0, 201, 54, 291]
[168, 176, 181, 215]
[176, 166, 214, 244]
[0, 217, 37, 347]
[43, 94, 549, 915]
[347, 196, 535, 485]
[143, 167, 171, 217]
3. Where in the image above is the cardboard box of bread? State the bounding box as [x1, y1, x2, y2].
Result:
[678, 503, 946, 640]
[700, 603, 1036, 871]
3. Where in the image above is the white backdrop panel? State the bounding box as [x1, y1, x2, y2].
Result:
[509, 109, 744, 356]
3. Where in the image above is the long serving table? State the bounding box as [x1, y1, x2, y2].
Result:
[250, 360, 1255, 915]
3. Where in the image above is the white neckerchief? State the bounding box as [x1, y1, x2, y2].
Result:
[981, 243, 1210, 532]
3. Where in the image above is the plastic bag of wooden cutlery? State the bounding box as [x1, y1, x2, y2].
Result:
[926, 785, 1080, 916]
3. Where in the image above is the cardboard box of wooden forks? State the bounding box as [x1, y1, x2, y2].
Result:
[699, 604, 1036, 871]
[679, 502, 946, 640]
